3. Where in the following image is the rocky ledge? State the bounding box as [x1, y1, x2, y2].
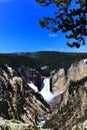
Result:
[0, 117, 53, 130]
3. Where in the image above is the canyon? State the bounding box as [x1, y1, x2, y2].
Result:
[0, 53, 87, 129]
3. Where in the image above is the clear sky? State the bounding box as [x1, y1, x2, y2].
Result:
[0, 0, 87, 53]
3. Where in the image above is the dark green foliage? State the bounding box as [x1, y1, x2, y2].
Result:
[0, 52, 87, 76]
[36, 0, 87, 48]
[69, 76, 87, 95]
[0, 55, 36, 68]
[0, 101, 9, 118]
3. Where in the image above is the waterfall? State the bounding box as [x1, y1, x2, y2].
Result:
[28, 78, 64, 102]
[40, 78, 50, 95]
[39, 78, 54, 102]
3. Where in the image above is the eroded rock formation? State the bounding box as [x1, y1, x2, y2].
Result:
[0, 64, 50, 127]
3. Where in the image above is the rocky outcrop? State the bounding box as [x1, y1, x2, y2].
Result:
[43, 58, 87, 130]
[17, 66, 42, 89]
[0, 117, 30, 130]
[0, 64, 50, 127]
[52, 68, 67, 92]
[0, 117, 53, 130]
[72, 120, 87, 130]
[52, 59, 87, 92]
[67, 59, 87, 81]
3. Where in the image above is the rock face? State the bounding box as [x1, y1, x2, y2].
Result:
[17, 66, 42, 89]
[52, 59, 87, 92]
[72, 120, 87, 130]
[67, 59, 87, 81]
[0, 117, 30, 130]
[0, 117, 53, 130]
[44, 58, 87, 130]
[52, 68, 67, 92]
[0, 64, 49, 127]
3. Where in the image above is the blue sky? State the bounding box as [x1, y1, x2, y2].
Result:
[0, 0, 87, 53]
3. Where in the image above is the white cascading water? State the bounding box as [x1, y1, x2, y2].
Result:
[39, 78, 55, 102]
[28, 77, 64, 102]
[27, 81, 38, 92]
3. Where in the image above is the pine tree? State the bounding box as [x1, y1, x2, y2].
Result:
[36, 0, 87, 48]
